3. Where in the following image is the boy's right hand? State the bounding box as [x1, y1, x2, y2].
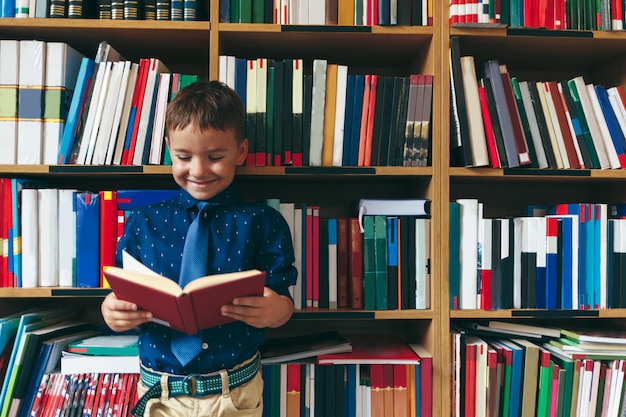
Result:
[101, 292, 153, 332]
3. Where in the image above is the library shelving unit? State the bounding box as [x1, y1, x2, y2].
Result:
[441, 6, 626, 417]
[0, 0, 446, 414]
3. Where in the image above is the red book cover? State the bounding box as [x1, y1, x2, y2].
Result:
[306, 206, 314, 308]
[317, 335, 420, 364]
[478, 85, 501, 168]
[99, 190, 118, 288]
[286, 363, 301, 417]
[121, 58, 149, 165]
[370, 364, 385, 417]
[393, 364, 409, 417]
[465, 343, 477, 417]
[312, 206, 320, 308]
[337, 217, 350, 308]
[546, 80, 581, 168]
[104, 266, 266, 335]
[358, 74, 372, 166]
[549, 363, 561, 415]
[348, 217, 363, 309]
[0, 179, 6, 287]
[486, 348, 498, 417]
[383, 364, 394, 417]
[499, 65, 531, 166]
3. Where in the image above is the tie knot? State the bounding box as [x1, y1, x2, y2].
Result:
[195, 201, 211, 219]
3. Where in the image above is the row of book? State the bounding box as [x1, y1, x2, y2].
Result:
[450, 37, 626, 170]
[4, 0, 207, 20]
[453, 322, 626, 417]
[260, 334, 432, 417]
[449, 0, 623, 30]
[219, 55, 434, 167]
[449, 198, 626, 311]
[221, 0, 432, 26]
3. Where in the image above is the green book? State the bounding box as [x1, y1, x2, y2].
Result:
[536, 349, 553, 417]
[362, 215, 376, 310]
[542, 343, 574, 417]
[373, 215, 388, 310]
[67, 334, 139, 356]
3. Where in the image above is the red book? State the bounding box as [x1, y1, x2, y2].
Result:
[99, 190, 118, 288]
[393, 364, 409, 417]
[370, 364, 385, 417]
[549, 363, 561, 415]
[121, 58, 149, 165]
[0, 179, 6, 287]
[478, 84, 501, 168]
[546, 80, 581, 169]
[363, 74, 378, 166]
[317, 335, 420, 364]
[104, 265, 266, 335]
[383, 364, 394, 417]
[499, 65, 531, 166]
[465, 343, 477, 417]
[337, 217, 350, 308]
[348, 217, 363, 309]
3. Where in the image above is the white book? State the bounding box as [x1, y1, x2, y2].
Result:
[308, 0, 324, 24]
[148, 72, 172, 165]
[105, 60, 132, 165]
[293, 206, 303, 310]
[415, 217, 430, 309]
[112, 62, 139, 165]
[586, 82, 622, 169]
[457, 198, 479, 309]
[328, 218, 338, 309]
[43, 42, 84, 165]
[572, 76, 618, 169]
[20, 188, 38, 288]
[132, 58, 170, 165]
[38, 189, 58, 287]
[75, 61, 108, 164]
[0, 40, 19, 164]
[280, 364, 287, 416]
[608, 89, 626, 142]
[280, 0, 288, 23]
[460, 56, 489, 167]
[84, 61, 115, 165]
[218, 54, 228, 84]
[466, 336, 488, 417]
[309, 59, 327, 166]
[289, 0, 299, 24]
[390, 0, 397, 24]
[536, 81, 565, 169]
[91, 61, 125, 165]
[298, 0, 308, 23]
[17, 40, 46, 165]
[332, 64, 348, 166]
[58, 189, 76, 287]
[542, 81, 571, 169]
[60, 352, 139, 374]
[513, 217, 524, 309]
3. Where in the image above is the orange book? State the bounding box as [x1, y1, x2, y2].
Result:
[286, 363, 301, 417]
[104, 264, 265, 335]
[363, 74, 379, 166]
[99, 190, 118, 288]
[358, 74, 372, 166]
[337, 0, 354, 25]
[337, 217, 350, 308]
[348, 217, 363, 309]
[322, 63, 338, 166]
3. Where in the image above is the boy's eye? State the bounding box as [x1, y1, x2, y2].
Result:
[176, 155, 191, 161]
[209, 156, 225, 161]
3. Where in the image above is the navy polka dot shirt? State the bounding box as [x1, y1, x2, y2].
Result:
[114, 184, 297, 375]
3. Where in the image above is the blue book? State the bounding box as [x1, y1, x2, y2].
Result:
[0, 0, 14, 16]
[414, 361, 421, 417]
[497, 339, 523, 417]
[346, 364, 357, 417]
[558, 216, 575, 309]
[349, 75, 365, 166]
[386, 216, 399, 310]
[545, 217, 558, 310]
[58, 57, 95, 164]
[234, 57, 247, 108]
[342, 74, 356, 166]
[595, 85, 626, 162]
[75, 192, 100, 288]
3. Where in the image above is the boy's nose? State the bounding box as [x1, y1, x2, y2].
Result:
[189, 158, 209, 177]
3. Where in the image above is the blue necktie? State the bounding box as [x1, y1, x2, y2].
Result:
[171, 201, 211, 366]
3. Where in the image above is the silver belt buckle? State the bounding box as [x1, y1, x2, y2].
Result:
[183, 374, 197, 396]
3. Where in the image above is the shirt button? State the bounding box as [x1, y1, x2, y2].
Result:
[201, 343, 208, 350]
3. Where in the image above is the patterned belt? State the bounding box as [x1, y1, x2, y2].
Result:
[132, 354, 260, 417]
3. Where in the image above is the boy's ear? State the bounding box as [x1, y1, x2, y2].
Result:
[236, 138, 248, 166]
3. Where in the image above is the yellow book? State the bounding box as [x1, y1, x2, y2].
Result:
[322, 63, 338, 166]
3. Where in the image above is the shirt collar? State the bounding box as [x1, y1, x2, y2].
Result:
[178, 184, 241, 210]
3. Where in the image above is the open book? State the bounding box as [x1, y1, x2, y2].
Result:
[103, 262, 266, 335]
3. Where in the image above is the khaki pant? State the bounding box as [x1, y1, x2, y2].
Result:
[135, 357, 263, 417]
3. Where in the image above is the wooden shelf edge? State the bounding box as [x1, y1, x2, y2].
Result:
[0, 18, 210, 30]
[291, 309, 433, 320]
[0, 287, 111, 297]
[448, 309, 626, 319]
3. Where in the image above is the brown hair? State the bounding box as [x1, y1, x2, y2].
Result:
[165, 80, 245, 143]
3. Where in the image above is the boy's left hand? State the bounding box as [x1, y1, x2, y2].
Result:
[221, 287, 293, 329]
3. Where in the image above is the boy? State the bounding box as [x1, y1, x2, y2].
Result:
[101, 80, 297, 417]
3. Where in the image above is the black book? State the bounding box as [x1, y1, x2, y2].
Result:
[383, 77, 402, 166]
[490, 218, 502, 310]
[392, 76, 410, 166]
[266, 61, 275, 166]
[527, 81, 558, 169]
[302, 74, 313, 166]
[370, 76, 390, 166]
[500, 218, 514, 309]
[292, 59, 304, 166]
[481, 77, 508, 167]
[411, 0, 422, 25]
[263, 0, 272, 23]
[449, 37, 473, 167]
[387, 216, 399, 310]
[397, 0, 410, 25]
[399, 215, 413, 309]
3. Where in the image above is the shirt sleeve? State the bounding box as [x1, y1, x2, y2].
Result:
[255, 208, 298, 299]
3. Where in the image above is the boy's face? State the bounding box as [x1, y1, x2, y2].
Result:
[166, 125, 248, 201]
